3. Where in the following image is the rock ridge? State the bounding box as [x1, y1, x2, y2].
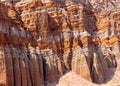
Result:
[0, 0, 120, 86]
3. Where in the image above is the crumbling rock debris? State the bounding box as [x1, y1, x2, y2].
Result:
[0, 0, 120, 86]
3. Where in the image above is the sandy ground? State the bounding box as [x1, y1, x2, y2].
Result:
[57, 72, 97, 86]
[56, 69, 120, 86]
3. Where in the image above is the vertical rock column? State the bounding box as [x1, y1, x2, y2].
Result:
[70, 4, 93, 81]
[10, 46, 21, 86]
[19, 47, 27, 86]
[36, 47, 44, 86]
[28, 46, 43, 86]
[23, 47, 32, 86]
[4, 45, 14, 86]
[0, 46, 7, 85]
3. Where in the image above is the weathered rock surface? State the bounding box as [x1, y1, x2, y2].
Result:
[0, 0, 120, 86]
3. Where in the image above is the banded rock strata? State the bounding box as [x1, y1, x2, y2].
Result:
[0, 0, 120, 86]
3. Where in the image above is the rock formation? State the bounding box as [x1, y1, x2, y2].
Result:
[0, 0, 120, 86]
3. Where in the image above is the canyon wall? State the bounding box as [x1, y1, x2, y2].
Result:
[0, 0, 120, 86]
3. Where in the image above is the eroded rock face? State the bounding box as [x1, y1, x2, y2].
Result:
[0, 0, 120, 85]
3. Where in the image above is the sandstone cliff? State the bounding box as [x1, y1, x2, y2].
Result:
[0, 0, 120, 86]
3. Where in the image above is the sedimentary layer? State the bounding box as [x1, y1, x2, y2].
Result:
[0, 0, 120, 86]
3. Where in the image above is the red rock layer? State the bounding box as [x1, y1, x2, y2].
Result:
[0, 0, 120, 86]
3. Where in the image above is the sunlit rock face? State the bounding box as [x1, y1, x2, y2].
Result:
[0, 0, 120, 86]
